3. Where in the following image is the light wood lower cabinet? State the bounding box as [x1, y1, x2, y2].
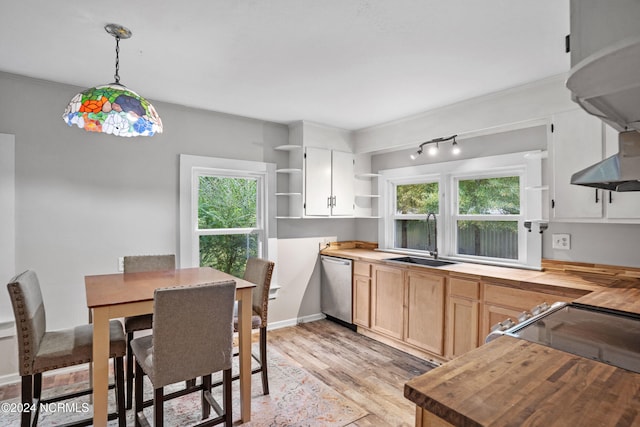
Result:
[446, 277, 480, 359]
[353, 261, 372, 328]
[405, 270, 446, 356]
[369, 265, 446, 356]
[371, 264, 405, 340]
[352, 260, 583, 363]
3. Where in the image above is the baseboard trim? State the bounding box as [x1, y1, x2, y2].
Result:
[267, 313, 325, 331]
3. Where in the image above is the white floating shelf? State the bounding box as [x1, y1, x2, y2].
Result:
[355, 173, 381, 178]
[275, 216, 303, 219]
[275, 192, 302, 196]
[524, 151, 548, 160]
[355, 194, 381, 198]
[356, 216, 381, 219]
[276, 168, 302, 174]
[274, 144, 303, 151]
[525, 185, 549, 191]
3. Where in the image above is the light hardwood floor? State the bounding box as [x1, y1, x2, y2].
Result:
[0, 319, 435, 426]
[269, 319, 436, 426]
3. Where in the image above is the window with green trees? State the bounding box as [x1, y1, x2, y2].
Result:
[197, 175, 262, 278]
[393, 182, 439, 251]
[455, 176, 520, 260]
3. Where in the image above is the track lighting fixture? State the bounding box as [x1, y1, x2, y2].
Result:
[451, 138, 461, 155]
[409, 134, 458, 160]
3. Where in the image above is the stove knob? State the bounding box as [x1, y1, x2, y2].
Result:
[490, 321, 503, 332]
[538, 302, 550, 313]
[517, 311, 531, 323]
[531, 304, 542, 316]
[502, 318, 516, 329]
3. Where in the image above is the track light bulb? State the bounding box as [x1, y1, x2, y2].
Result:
[428, 143, 438, 156]
[451, 141, 461, 155]
[410, 147, 423, 160]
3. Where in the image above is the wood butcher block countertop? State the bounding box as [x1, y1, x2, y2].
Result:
[404, 336, 640, 427]
[321, 243, 640, 426]
[320, 246, 603, 296]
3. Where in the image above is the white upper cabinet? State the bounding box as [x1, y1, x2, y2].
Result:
[551, 109, 604, 220]
[330, 150, 355, 216]
[304, 147, 354, 217]
[276, 121, 358, 219]
[550, 109, 640, 223]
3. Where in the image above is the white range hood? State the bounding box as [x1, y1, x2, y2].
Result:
[566, 35, 640, 133]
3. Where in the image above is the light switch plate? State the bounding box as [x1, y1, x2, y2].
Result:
[552, 233, 571, 250]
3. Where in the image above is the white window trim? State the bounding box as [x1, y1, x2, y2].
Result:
[179, 154, 275, 268]
[378, 151, 543, 269]
[448, 168, 526, 265]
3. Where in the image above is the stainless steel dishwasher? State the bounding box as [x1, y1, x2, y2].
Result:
[320, 255, 355, 329]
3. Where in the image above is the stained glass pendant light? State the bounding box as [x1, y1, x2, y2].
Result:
[62, 24, 163, 137]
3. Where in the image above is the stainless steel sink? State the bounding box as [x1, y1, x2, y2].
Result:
[385, 256, 457, 267]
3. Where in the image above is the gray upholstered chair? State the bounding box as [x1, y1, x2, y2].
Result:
[234, 257, 274, 395]
[7, 270, 127, 427]
[123, 254, 176, 409]
[131, 280, 236, 427]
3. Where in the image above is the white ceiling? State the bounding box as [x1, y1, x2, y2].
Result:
[0, 1, 570, 130]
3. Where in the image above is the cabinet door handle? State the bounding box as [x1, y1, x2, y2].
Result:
[595, 189, 599, 204]
[609, 191, 613, 204]
[332, 196, 337, 207]
[327, 197, 331, 208]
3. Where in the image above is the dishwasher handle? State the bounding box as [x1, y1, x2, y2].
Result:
[321, 256, 351, 266]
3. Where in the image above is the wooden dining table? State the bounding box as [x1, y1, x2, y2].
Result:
[85, 267, 256, 426]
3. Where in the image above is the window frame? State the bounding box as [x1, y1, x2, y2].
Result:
[379, 151, 542, 269]
[449, 169, 525, 264]
[180, 154, 275, 269]
[388, 175, 442, 253]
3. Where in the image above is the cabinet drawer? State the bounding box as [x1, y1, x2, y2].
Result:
[449, 278, 480, 300]
[353, 261, 371, 277]
[483, 283, 569, 311]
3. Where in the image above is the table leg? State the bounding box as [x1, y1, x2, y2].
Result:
[237, 287, 252, 422]
[92, 308, 110, 427]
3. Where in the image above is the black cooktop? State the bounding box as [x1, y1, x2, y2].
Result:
[505, 303, 640, 374]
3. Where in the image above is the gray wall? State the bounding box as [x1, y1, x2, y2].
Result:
[0, 72, 344, 329]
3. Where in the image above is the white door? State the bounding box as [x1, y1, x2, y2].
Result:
[305, 147, 332, 216]
[551, 109, 604, 220]
[331, 150, 355, 216]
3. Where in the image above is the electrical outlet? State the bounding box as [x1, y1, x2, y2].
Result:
[118, 257, 124, 272]
[552, 234, 571, 250]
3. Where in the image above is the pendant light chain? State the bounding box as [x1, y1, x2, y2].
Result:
[114, 36, 121, 84]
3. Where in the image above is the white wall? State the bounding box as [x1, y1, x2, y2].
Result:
[0, 134, 15, 324]
[353, 74, 574, 154]
[269, 237, 337, 327]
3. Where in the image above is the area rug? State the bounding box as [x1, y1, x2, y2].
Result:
[0, 347, 368, 426]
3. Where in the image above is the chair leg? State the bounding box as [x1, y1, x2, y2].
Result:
[33, 372, 43, 401]
[202, 375, 211, 420]
[223, 369, 232, 427]
[259, 326, 269, 395]
[20, 376, 33, 427]
[114, 357, 126, 427]
[126, 331, 134, 409]
[154, 387, 164, 427]
[135, 361, 144, 427]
